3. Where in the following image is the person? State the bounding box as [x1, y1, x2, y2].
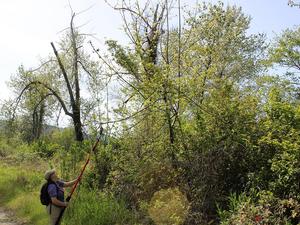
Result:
[44, 169, 78, 225]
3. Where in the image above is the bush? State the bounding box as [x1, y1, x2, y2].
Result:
[218, 191, 300, 225]
[269, 145, 300, 199]
[31, 140, 61, 158]
[63, 188, 137, 225]
[147, 187, 190, 225]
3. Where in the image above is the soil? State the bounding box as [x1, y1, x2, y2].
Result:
[0, 208, 25, 225]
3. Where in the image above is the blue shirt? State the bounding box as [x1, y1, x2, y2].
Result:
[47, 180, 65, 202]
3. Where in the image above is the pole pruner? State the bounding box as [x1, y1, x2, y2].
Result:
[55, 127, 104, 225]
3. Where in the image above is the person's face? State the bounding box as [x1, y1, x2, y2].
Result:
[50, 172, 59, 182]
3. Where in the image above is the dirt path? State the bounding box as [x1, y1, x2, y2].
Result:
[0, 208, 24, 225]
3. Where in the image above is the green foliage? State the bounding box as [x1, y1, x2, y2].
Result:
[254, 83, 300, 199]
[63, 189, 137, 225]
[106, 40, 139, 76]
[218, 191, 300, 225]
[183, 1, 266, 83]
[0, 138, 14, 157]
[49, 128, 75, 150]
[0, 162, 135, 225]
[147, 187, 190, 225]
[269, 26, 300, 71]
[31, 139, 60, 158]
[0, 165, 47, 225]
[105, 2, 267, 224]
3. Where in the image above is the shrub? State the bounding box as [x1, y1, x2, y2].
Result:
[63, 188, 137, 225]
[0, 138, 14, 157]
[147, 187, 190, 225]
[218, 191, 300, 225]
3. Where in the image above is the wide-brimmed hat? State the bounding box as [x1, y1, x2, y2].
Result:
[44, 169, 56, 180]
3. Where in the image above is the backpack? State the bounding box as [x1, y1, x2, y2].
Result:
[40, 181, 58, 206]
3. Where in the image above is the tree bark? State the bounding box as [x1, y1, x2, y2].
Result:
[51, 40, 84, 142]
[72, 109, 83, 142]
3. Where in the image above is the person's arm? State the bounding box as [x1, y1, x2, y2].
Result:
[63, 178, 78, 187]
[51, 197, 68, 207]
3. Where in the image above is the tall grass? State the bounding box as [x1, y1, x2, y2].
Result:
[63, 188, 138, 225]
[0, 164, 139, 225]
[0, 165, 48, 225]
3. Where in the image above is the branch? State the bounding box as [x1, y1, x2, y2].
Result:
[28, 59, 57, 73]
[70, 13, 81, 106]
[101, 97, 159, 124]
[89, 41, 146, 99]
[120, 9, 139, 47]
[32, 93, 54, 115]
[56, 105, 63, 127]
[18, 81, 73, 117]
[78, 60, 93, 78]
[50, 42, 76, 108]
[178, 0, 182, 78]
[113, 7, 152, 28]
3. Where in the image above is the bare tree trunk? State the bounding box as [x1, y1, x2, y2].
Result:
[50, 24, 84, 142]
[72, 108, 83, 141]
[31, 100, 45, 141]
[37, 102, 45, 139]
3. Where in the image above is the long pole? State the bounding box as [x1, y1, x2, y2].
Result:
[55, 128, 103, 225]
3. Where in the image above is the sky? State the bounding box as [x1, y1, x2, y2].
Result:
[0, 0, 300, 103]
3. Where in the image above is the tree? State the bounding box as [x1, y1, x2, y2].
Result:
[7, 66, 55, 142]
[269, 26, 300, 75]
[269, 26, 300, 101]
[104, 0, 182, 167]
[101, 1, 266, 224]
[165, 2, 265, 222]
[17, 14, 102, 141]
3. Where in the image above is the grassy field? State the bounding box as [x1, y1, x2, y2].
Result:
[0, 160, 139, 225]
[0, 163, 48, 225]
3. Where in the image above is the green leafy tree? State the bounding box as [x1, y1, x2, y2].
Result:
[102, 1, 267, 224]
[171, 2, 265, 223]
[15, 14, 102, 142]
[6, 65, 55, 142]
[269, 26, 300, 84]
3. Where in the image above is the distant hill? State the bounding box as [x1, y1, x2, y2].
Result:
[43, 124, 62, 134]
[0, 119, 64, 135]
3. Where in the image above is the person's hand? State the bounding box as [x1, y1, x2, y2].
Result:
[64, 202, 69, 207]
